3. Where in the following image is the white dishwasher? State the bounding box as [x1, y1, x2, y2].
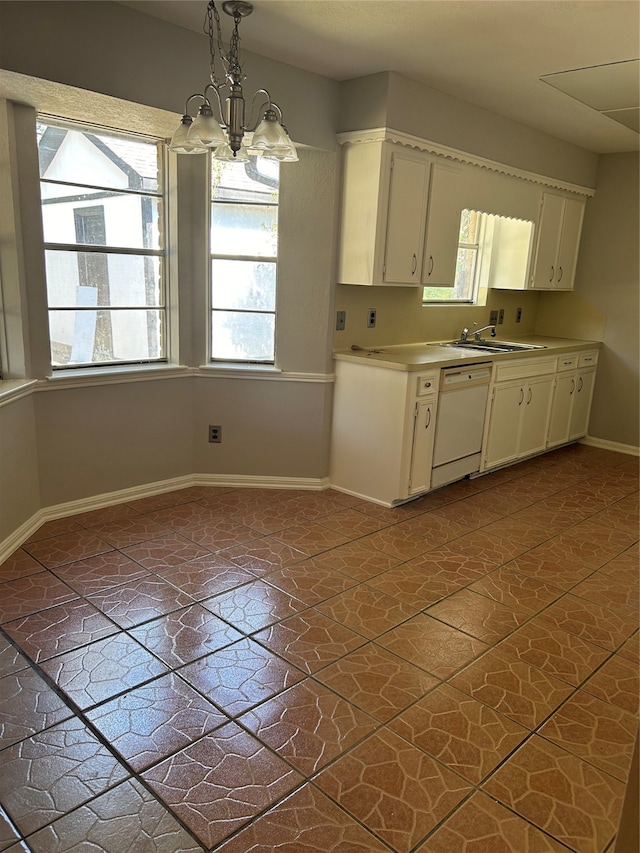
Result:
[431, 363, 492, 488]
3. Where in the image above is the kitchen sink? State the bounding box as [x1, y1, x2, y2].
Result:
[439, 340, 548, 354]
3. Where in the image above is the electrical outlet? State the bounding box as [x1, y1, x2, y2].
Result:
[367, 308, 377, 328]
[498, 308, 505, 324]
[516, 307, 522, 323]
[489, 310, 499, 325]
[336, 310, 346, 331]
[208, 425, 222, 443]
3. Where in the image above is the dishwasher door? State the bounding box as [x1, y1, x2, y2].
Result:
[432, 365, 491, 468]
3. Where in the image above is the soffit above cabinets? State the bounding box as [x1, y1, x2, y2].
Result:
[541, 60, 640, 134]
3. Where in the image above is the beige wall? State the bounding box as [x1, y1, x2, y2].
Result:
[0, 395, 40, 542]
[339, 72, 599, 188]
[536, 153, 640, 448]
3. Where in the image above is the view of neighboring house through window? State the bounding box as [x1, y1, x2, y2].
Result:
[38, 119, 166, 368]
[210, 156, 279, 363]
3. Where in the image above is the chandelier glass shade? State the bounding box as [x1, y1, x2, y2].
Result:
[169, 1, 298, 162]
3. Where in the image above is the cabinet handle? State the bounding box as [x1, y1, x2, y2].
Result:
[570, 379, 575, 395]
[428, 255, 434, 276]
[412, 253, 417, 275]
[549, 265, 555, 283]
[527, 388, 533, 405]
[577, 377, 584, 392]
[557, 265, 563, 282]
[425, 407, 431, 429]
[519, 388, 524, 406]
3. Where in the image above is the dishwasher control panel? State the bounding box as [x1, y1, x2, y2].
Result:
[440, 364, 492, 390]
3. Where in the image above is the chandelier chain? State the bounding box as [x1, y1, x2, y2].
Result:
[205, 1, 227, 90]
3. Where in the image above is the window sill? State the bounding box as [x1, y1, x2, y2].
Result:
[37, 364, 191, 391]
[0, 379, 39, 408]
[196, 363, 282, 378]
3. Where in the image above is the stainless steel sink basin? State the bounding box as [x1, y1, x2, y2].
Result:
[440, 340, 547, 354]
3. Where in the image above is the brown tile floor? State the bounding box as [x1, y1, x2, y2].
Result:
[0, 444, 638, 852]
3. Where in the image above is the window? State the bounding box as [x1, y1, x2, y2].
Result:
[423, 209, 482, 303]
[38, 119, 166, 368]
[209, 156, 279, 363]
[423, 209, 535, 303]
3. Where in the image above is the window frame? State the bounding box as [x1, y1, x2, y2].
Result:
[38, 118, 169, 371]
[208, 154, 280, 366]
[422, 209, 485, 306]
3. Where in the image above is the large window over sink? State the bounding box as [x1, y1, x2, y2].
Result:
[423, 209, 482, 303]
[423, 209, 534, 305]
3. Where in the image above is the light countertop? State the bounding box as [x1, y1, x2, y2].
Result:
[334, 336, 602, 371]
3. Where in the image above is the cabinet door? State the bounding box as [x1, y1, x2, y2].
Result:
[554, 197, 585, 290]
[547, 373, 576, 447]
[484, 382, 523, 469]
[409, 399, 436, 495]
[519, 376, 554, 457]
[569, 368, 596, 439]
[422, 163, 461, 287]
[531, 193, 564, 289]
[383, 150, 429, 284]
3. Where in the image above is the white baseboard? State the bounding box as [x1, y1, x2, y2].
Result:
[580, 436, 640, 457]
[1, 474, 331, 566]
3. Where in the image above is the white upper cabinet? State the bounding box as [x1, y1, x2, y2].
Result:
[421, 162, 461, 288]
[530, 192, 585, 290]
[383, 149, 430, 284]
[336, 140, 461, 287]
[336, 132, 591, 290]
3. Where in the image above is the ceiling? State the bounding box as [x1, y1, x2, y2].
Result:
[119, 0, 640, 154]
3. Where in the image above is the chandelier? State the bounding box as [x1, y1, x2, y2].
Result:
[169, 1, 298, 162]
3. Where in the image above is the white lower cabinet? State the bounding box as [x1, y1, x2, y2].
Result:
[547, 351, 598, 448]
[330, 360, 438, 505]
[518, 377, 555, 456]
[409, 398, 437, 496]
[331, 348, 599, 505]
[569, 367, 596, 440]
[483, 357, 557, 471]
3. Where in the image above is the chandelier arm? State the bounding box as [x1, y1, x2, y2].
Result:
[244, 88, 273, 132]
[184, 92, 210, 116]
[203, 83, 227, 126]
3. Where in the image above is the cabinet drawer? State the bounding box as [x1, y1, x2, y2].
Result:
[494, 357, 557, 383]
[556, 354, 578, 372]
[416, 372, 438, 397]
[578, 351, 598, 368]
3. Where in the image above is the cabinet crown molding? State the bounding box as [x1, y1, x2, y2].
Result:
[336, 128, 596, 198]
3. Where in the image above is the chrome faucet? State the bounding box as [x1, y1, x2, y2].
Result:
[473, 324, 497, 341]
[459, 322, 497, 343]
